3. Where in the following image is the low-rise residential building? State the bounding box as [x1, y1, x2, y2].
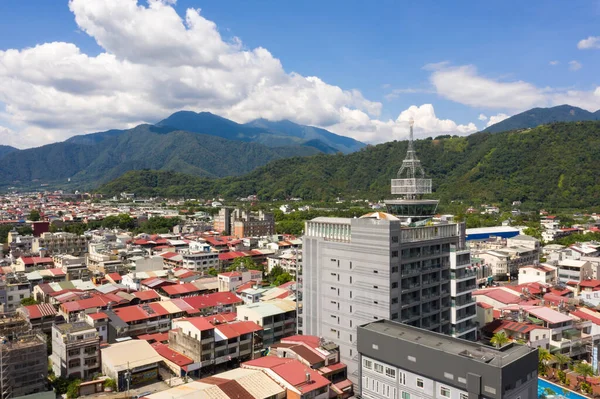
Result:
[32, 232, 89, 256]
[218, 269, 263, 292]
[518, 264, 557, 285]
[557, 259, 593, 283]
[101, 339, 163, 391]
[51, 321, 101, 380]
[53, 254, 89, 281]
[357, 319, 538, 399]
[236, 299, 297, 346]
[17, 303, 58, 333]
[0, 274, 31, 312]
[169, 317, 263, 376]
[242, 357, 331, 399]
[14, 256, 54, 272]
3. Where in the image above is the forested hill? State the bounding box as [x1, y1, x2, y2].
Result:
[99, 121, 600, 209]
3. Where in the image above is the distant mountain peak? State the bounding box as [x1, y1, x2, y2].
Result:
[483, 104, 600, 133]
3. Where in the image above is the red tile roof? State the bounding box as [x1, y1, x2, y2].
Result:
[20, 256, 54, 265]
[281, 335, 321, 349]
[179, 317, 215, 332]
[477, 302, 493, 309]
[218, 271, 242, 278]
[106, 273, 122, 282]
[137, 332, 170, 343]
[23, 303, 57, 319]
[227, 321, 262, 336]
[151, 342, 193, 367]
[162, 283, 204, 296]
[215, 324, 240, 339]
[182, 292, 242, 310]
[580, 280, 600, 288]
[571, 310, 600, 325]
[132, 290, 160, 301]
[87, 312, 108, 320]
[472, 288, 521, 304]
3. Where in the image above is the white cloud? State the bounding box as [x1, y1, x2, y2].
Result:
[569, 60, 582, 71]
[549, 60, 559, 66]
[478, 114, 488, 121]
[577, 36, 600, 50]
[5, 0, 456, 148]
[384, 87, 435, 101]
[326, 104, 477, 143]
[427, 63, 600, 112]
[486, 113, 509, 128]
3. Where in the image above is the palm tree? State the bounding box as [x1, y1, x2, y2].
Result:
[553, 353, 571, 370]
[490, 332, 510, 348]
[574, 361, 594, 382]
[539, 348, 553, 375]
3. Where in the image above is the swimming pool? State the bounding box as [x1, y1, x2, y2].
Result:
[538, 378, 588, 399]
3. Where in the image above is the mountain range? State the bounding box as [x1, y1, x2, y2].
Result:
[99, 121, 600, 209]
[0, 112, 365, 188]
[484, 104, 600, 133]
[0, 145, 18, 160]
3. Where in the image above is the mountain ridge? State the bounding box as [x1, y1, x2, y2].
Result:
[484, 104, 600, 133]
[98, 121, 600, 209]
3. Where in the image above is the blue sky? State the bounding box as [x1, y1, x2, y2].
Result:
[0, 0, 599, 148]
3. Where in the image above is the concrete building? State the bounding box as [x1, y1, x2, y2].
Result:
[449, 246, 477, 339]
[0, 275, 31, 313]
[302, 122, 474, 383]
[0, 331, 48, 399]
[303, 215, 467, 380]
[180, 251, 219, 273]
[214, 208, 275, 238]
[86, 243, 124, 274]
[357, 319, 538, 399]
[557, 259, 593, 283]
[53, 254, 89, 281]
[101, 339, 163, 391]
[518, 265, 557, 285]
[169, 317, 263, 376]
[218, 270, 263, 292]
[32, 232, 89, 256]
[236, 299, 297, 346]
[50, 321, 101, 380]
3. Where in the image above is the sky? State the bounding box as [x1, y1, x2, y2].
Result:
[0, 0, 599, 148]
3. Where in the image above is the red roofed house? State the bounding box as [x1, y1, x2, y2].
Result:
[182, 292, 243, 315]
[132, 289, 161, 304]
[169, 317, 263, 377]
[481, 319, 550, 349]
[518, 265, 557, 285]
[160, 282, 207, 299]
[17, 303, 58, 333]
[270, 335, 352, 398]
[242, 357, 331, 399]
[15, 256, 54, 272]
[472, 287, 523, 309]
[218, 269, 263, 292]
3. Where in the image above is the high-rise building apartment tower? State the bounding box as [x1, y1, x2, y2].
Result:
[302, 120, 477, 383]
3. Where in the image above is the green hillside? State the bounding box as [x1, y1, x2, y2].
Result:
[98, 121, 600, 209]
[483, 105, 600, 133]
[0, 125, 320, 188]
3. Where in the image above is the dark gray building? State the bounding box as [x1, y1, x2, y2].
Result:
[357, 320, 538, 399]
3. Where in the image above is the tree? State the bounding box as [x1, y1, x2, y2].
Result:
[227, 257, 263, 273]
[553, 353, 571, 370]
[574, 361, 594, 382]
[20, 297, 38, 306]
[66, 379, 81, 399]
[29, 209, 41, 221]
[539, 348, 553, 375]
[103, 378, 117, 390]
[490, 332, 509, 348]
[274, 272, 293, 286]
[52, 377, 70, 395]
[207, 268, 218, 276]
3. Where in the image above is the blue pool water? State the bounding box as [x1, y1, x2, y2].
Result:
[538, 378, 588, 399]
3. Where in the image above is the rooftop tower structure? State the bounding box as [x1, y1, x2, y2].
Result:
[385, 119, 438, 223]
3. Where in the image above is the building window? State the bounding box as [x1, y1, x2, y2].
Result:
[440, 387, 450, 397]
[460, 394, 468, 399]
[392, 251, 399, 258]
[385, 367, 396, 378]
[350, 276, 353, 283]
[401, 392, 410, 399]
[392, 266, 398, 273]
[374, 363, 384, 373]
[392, 282, 398, 289]
[374, 285, 378, 289]
[416, 378, 424, 388]
[392, 298, 398, 304]
[392, 236, 399, 243]
[373, 270, 378, 274]
[399, 372, 406, 385]
[374, 301, 378, 304]
[363, 359, 373, 370]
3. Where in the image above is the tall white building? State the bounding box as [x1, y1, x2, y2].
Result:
[302, 120, 476, 384]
